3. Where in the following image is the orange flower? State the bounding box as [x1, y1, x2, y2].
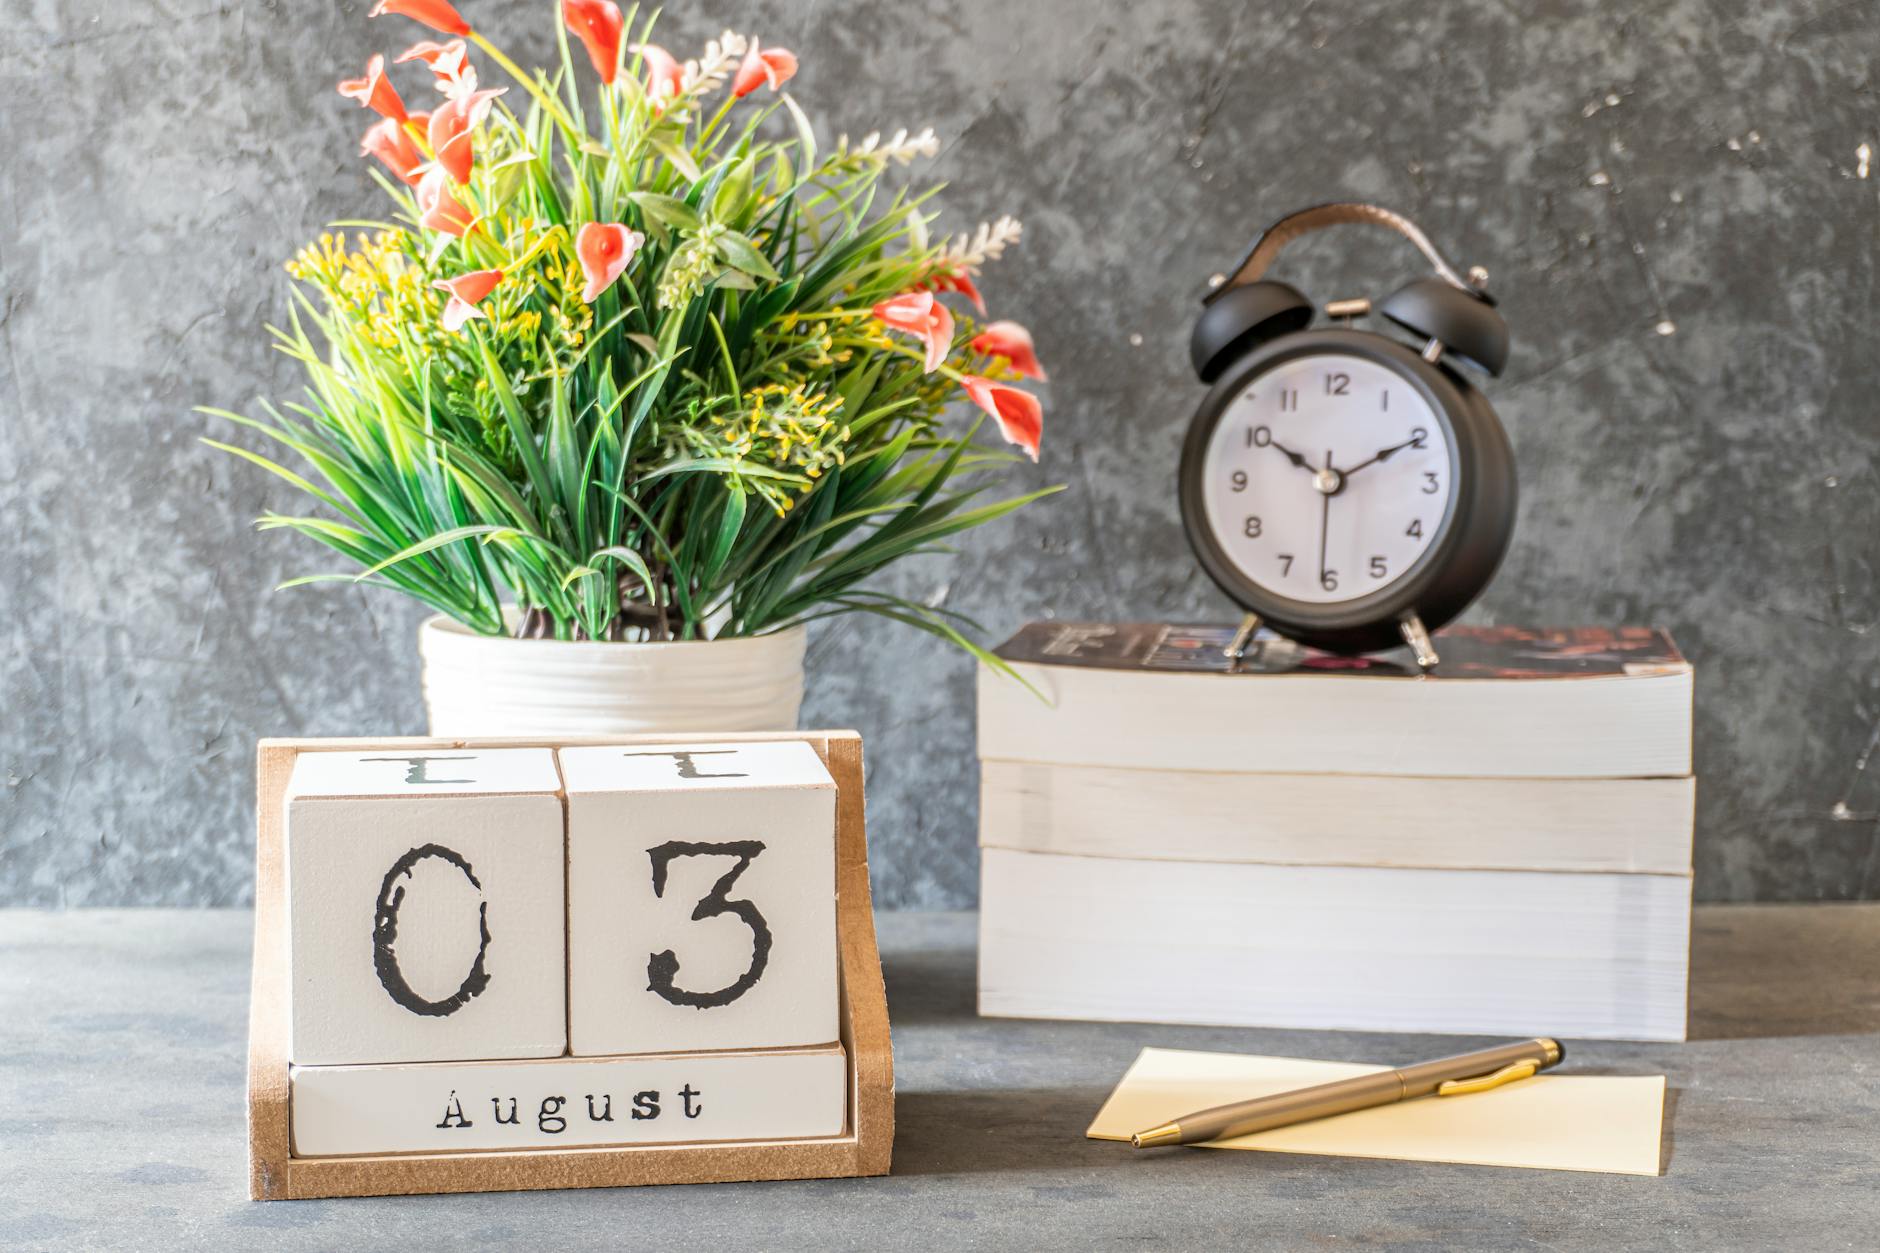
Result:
[872, 290, 954, 374]
[337, 54, 406, 123]
[415, 166, 475, 236]
[635, 43, 684, 103]
[433, 268, 504, 332]
[564, 0, 625, 85]
[576, 222, 644, 302]
[426, 87, 504, 184]
[393, 38, 465, 68]
[962, 376, 1043, 462]
[397, 37, 481, 99]
[732, 40, 797, 98]
[360, 117, 425, 185]
[970, 321, 1047, 381]
[926, 266, 986, 315]
[369, 0, 472, 37]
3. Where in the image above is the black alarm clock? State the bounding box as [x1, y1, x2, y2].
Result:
[1178, 203, 1517, 669]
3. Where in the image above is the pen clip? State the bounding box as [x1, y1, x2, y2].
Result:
[1435, 1059, 1537, 1097]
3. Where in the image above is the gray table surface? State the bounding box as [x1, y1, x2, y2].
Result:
[3, 905, 1877, 1251]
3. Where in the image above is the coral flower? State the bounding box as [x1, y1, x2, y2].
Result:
[576, 222, 645, 302]
[427, 87, 504, 185]
[635, 43, 685, 103]
[433, 268, 504, 332]
[564, 0, 625, 85]
[415, 166, 475, 236]
[927, 267, 986, 315]
[732, 40, 798, 98]
[337, 54, 406, 123]
[396, 39, 474, 91]
[872, 291, 955, 374]
[360, 116, 425, 185]
[962, 376, 1043, 462]
[970, 321, 1048, 381]
[393, 38, 464, 68]
[369, 0, 472, 37]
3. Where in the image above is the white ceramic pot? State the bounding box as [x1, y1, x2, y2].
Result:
[417, 615, 807, 736]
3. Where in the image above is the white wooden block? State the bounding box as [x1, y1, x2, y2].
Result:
[285, 749, 567, 1066]
[289, 1043, 848, 1156]
[559, 741, 838, 1056]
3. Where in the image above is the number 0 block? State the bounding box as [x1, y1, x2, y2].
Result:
[284, 750, 567, 1066]
[559, 741, 839, 1057]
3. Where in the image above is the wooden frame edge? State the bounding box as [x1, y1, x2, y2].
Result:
[247, 731, 893, 1200]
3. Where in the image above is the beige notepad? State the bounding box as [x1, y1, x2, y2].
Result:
[1088, 1047, 1665, 1176]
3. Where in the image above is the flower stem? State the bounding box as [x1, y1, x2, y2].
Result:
[696, 95, 737, 149]
[470, 33, 582, 138]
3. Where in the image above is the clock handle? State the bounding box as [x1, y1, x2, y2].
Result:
[1399, 614, 1441, 670]
[1207, 203, 1481, 302]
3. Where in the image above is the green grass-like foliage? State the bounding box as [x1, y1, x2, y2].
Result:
[204, 6, 1056, 666]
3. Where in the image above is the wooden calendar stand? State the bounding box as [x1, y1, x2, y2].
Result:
[246, 731, 893, 1200]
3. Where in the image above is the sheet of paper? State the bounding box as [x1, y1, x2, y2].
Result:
[1087, 1047, 1665, 1176]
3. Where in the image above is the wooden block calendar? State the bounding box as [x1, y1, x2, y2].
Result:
[247, 732, 893, 1200]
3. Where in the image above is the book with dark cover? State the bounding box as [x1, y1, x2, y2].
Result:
[978, 622, 1694, 778]
[994, 622, 1688, 681]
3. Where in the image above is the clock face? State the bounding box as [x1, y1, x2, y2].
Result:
[1197, 352, 1457, 606]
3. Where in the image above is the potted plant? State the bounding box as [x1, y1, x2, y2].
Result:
[204, 0, 1056, 735]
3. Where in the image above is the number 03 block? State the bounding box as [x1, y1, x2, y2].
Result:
[284, 750, 568, 1066]
[559, 741, 839, 1056]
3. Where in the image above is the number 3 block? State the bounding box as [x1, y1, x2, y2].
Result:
[284, 750, 568, 1066]
[559, 741, 838, 1056]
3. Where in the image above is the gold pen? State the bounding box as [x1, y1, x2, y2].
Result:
[1131, 1037, 1563, 1148]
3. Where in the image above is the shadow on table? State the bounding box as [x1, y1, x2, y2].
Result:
[891, 1087, 1683, 1180]
[879, 946, 978, 1025]
[1689, 905, 1880, 1040]
[1660, 1086, 1681, 1175]
[889, 1086, 1161, 1178]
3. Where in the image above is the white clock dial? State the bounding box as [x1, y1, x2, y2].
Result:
[1199, 352, 1455, 605]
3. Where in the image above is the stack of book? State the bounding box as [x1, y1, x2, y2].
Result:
[975, 623, 1695, 1041]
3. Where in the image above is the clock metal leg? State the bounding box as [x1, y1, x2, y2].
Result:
[1399, 613, 1440, 670]
[1223, 613, 1262, 671]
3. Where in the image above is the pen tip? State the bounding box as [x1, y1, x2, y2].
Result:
[1131, 1123, 1183, 1149]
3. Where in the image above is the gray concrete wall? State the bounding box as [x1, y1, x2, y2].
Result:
[1, 1, 1875, 907]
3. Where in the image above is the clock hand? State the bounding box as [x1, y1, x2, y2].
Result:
[1267, 439, 1314, 473]
[1341, 435, 1422, 479]
[1317, 449, 1333, 585]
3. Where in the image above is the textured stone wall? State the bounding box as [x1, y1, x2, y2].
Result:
[1, 0, 1875, 906]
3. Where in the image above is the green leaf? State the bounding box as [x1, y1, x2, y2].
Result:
[636, 458, 808, 485]
[489, 161, 529, 210]
[701, 484, 746, 585]
[780, 93, 817, 176]
[356, 524, 519, 579]
[649, 135, 703, 183]
[712, 155, 755, 221]
[200, 438, 344, 515]
[715, 229, 781, 282]
[629, 191, 702, 231]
